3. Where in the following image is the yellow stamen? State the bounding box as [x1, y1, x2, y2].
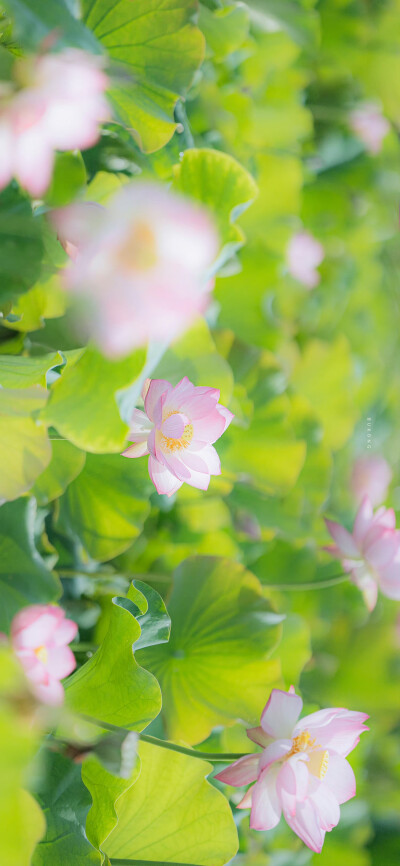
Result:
[286, 730, 329, 781]
[286, 730, 315, 757]
[308, 749, 330, 780]
[34, 645, 48, 665]
[159, 416, 194, 453]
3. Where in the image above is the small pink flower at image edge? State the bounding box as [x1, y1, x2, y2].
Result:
[325, 495, 400, 610]
[0, 48, 110, 196]
[11, 604, 77, 705]
[350, 454, 392, 508]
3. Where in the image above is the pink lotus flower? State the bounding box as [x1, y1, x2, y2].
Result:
[350, 105, 390, 155]
[53, 183, 219, 357]
[350, 455, 392, 507]
[325, 496, 400, 610]
[287, 231, 324, 289]
[215, 688, 368, 853]
[11, 604, 77, 705]
[0, 49, 110, 196]
[122, 376, 233, 496]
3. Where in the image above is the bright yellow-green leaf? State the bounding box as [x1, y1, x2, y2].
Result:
[103, 740, 239, 866]
[155, 318, 234, 406]
[42, 346, 146, 453]
[0, 647, 45, 866]
[59, 453, 152, 561]
[138, 556, 282, 744]
[173, 147, 258, 248]
[3, 274, 66, 333]
[220, 394, 306, 495]
[65, 582, 164, 730]
[82, 0, 205, 152]
[33, 440, 86, 505]
[0, 386, 51, 502]
[291, 336, 359, 450]
[0, 352, 63, 388]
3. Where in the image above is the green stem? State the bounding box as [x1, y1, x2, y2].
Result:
[139, 733, 246, 762]
[70, 642, 98, 653]
[265, 573, 349, 592]
[80, 715, 247, 762]
[174, 100, 195, 149]
[110, 860, 205, 866]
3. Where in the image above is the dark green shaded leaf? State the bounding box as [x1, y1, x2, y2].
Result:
[0, 185, 44, 306]
[0, 498, 60, 631]
[32, 751, 100, 866]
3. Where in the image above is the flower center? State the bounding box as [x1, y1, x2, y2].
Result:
[34, 645, 48, 665]
[160, 411, 193, 453]
[287, 730, 315, 756]
[286, 730, 329, 780]
[118, 221, 157, 271]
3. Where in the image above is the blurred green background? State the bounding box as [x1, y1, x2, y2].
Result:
[1, 0, 400, 863]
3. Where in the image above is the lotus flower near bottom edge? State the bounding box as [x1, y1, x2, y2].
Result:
[215, 687, 368, 853]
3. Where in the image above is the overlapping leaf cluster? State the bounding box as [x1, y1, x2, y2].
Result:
[0, 1, 399, 864]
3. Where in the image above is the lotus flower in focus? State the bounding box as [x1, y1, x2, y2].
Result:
[0, 49, 110, 196]
[350, 105, 390, 155]
[122, 376, 233, 496]
[350, 455, 392, 507]
[215, 687, 368, 853]
[287, 230, 324, 289]
[11, 604, 77, 705]
[325, 496, 400, 610]
[53, 183, 219, 357]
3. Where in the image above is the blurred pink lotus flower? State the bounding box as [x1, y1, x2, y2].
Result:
[54, 183, 219, 357]
[11, 604, 77, 705]
[350, 105, 390, 155]
[350, 454, 392, 507]
[0, 49, 109, 196]
[287, 231, 324, 288]
[215, 687, 368, 853]
[325, 496, 400, 610]
[122, 376, 233, 496]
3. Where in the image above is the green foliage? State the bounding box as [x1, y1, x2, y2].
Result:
[83, 751, 141, 856]
[0, 185, 44, 307]
[173, 147, 258, 249]
[82, 0, 205, 152]
[0, 499, 60, 630]
[2, 0, 400, 864]
[33, 440, 86, 505]
[3, 0, 100, 52]
[199, 1, 250, 60]
[65, 581, 169, 730]
[0, 385, 51, 501]
[45, 152, 87, 208]
[32, 751, 100, 866]
[2, 274, 66, 333]
[154, 318, 234, 405]
[59, 453, 152, 561]
[138, 556, 282, 743]
[0, 351, 63, 387]
[292, 336, 359, 450]
[0, 648, 45, 866]
[102, 740, 239, 865]
[42, 347, 146, 453]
